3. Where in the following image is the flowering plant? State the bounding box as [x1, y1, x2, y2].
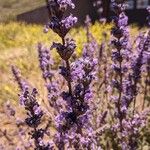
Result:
[1, 0, 150, 149]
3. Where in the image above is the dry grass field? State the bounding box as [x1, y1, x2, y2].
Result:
[0, 22, 114, 105]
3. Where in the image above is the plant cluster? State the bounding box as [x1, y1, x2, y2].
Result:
[1, 0, 150, 150]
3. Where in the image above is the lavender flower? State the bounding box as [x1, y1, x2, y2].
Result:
[38, 43, 61, 111]
[110, 1, 150, 149]
[57, 0, 75, 9]
[61, 15, 77, 29]
[111, 110, 149, 150]
[53, 40, 98, 149]
[11, 65, 28, 91]
[6, 0, 150, 149]
[45, 0, 99, 149]
[19, 88, 42, 126]
[147, 6, 150, 26]
[19, 88, 53, 149]
[111, 0, 130, 126]
[51, 38, 76, 61]
[45, 0, 77, 38]
[38, 43, 54, 81]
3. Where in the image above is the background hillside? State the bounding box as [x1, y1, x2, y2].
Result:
[0, 0, 45, 22]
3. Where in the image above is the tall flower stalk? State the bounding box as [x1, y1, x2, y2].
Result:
[142, 7, 150, 109]
[111, 0, 130, 132]
[11, 65, 28, 92]
[37, 43, 61, 114]
[12, 66, 53, 149]
[19, 88, 53, 149]
[131, 31, 150, 113]
[45, 0, 98, 149]
[110, 1, 150, 149]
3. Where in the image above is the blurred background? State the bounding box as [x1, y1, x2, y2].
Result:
[0, 0, 150, 26]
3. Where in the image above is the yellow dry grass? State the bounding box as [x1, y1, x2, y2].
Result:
[0, 22, 141, 105]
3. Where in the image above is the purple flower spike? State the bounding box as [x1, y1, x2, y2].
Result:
[110, 1, 150, 149]
[51, 38, 76, 60]
[11, 65, 28, 91]
[45, 0, 77, 38]
[19, 88, 53, 149]
[147, 6, 150, 26]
